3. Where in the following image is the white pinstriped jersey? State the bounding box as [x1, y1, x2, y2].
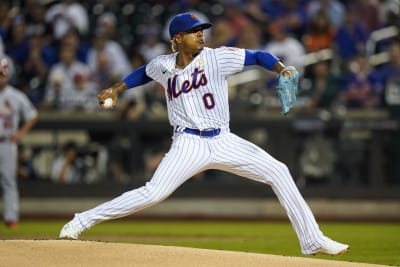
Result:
[0, 85, 38, 136]
[146, 47, 245, 130]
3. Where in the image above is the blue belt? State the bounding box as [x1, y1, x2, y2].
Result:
[181, 127, 221, 137]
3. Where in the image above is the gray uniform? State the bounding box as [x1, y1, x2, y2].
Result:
[0, 85, 38, 223]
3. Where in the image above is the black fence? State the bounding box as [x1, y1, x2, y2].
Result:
[19, 109, 400, 198]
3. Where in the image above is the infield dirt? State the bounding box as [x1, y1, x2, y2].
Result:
[0, 240, 388, 267]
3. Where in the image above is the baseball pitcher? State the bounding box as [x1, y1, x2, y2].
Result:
[60, 12, 349, 256]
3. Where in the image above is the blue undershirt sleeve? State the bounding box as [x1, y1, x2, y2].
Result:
[122, 65, 153, 89]
[244, 49, 280, 71]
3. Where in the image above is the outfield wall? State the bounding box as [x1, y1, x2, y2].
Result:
[8, 197, 400, 222]
[11, 179, 400, 221]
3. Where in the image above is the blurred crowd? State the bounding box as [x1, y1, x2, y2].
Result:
[1, 0, 399, 185]
[0, 0, 399, 116]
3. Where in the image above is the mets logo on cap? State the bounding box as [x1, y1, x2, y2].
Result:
[169, 12, 212, 38]
[190, 13, 197, 20]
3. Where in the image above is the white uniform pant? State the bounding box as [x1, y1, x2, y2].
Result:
[0, 142, 18, 222]
[76, 131, 325, 254]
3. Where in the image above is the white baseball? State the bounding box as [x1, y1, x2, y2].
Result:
[103, 98, 113, 109]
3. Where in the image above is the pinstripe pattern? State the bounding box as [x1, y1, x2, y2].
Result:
[73, 46, 326, 254]
[145, 47, 244, 130]
[210, 133, 324, 254]
[76, 133, 324, 254]
[77, 134, 211, 228]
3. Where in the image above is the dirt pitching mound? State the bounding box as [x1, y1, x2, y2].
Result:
[0, 240, 387, 267]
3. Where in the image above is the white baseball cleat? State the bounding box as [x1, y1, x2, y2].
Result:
[59, 220, 82, 240]
[308, 238, 349, 255]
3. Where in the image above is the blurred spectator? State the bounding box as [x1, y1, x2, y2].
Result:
[82, 142, 108, 184]
[89, 46, 113, 89]
[68, 71, 99, 111]
[6, 12, 56, 101]
[379, 0, 400, 27]
[303, 10, 336, 53]
[340, 54, 384, 109]
[236, 21, 263, 49]
[264, 21, 305, 72]
[0, 1, 12, 40]
[307, 0, 345, 29]
[334, 7, 370, 63]
[381, 41, 400, 115]
[207, 18, 236, 48]
[118, 50, 147, 119]
[60, 27, 90, 64]
[118, 86, 146, 121]
[17, 30, 57, 106]
[222, 3, 252, 40]
[298, 133, 337, 187]
[144, 83, 168, 119]
[5, 15, 29, 67]
[128, 49, 146, 69]
[23, 0, 53, 44]
[42, 44, 95, 110]
[349, 0, 380, 32]
[261, 0, 308, 40]
[88, 28, 131, 89]
[300, 60, 342, 111]
[244, 0, 269, 26]
[45, 0, 89, 40]
[138, 32, 168, 63]
[96, 12, 117, 41]
[17, 145, 37, 181]
[379, 0, 400, 24]
[51, 141, 84, 184]
[375, 3, 400, 54]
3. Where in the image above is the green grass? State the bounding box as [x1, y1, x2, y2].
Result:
[1, 220, 399, 266]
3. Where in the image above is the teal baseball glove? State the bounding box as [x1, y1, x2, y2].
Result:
[276, 66, 299, 115]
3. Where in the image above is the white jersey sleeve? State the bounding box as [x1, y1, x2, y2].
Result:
[214, 47, 245, 77]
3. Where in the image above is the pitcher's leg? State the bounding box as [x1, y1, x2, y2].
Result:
[73, 135, 211, 231]
[213, 133, 325, 254]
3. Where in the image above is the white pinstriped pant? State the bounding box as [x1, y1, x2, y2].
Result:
[75, 130, 325, 254]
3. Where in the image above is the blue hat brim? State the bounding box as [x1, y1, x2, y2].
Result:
[171, 22, 212, 38]
[186, 22, 212, 32]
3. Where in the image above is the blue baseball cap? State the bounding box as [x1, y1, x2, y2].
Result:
[169, 12, 212, 39]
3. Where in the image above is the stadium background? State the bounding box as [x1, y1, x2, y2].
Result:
[0, 0, 399, 222]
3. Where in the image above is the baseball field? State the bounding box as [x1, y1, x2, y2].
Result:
[1, 220, 399, 266]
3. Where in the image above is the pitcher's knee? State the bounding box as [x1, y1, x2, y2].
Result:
[278, 162, 291, 175]
[141, 182, 171, 204]
[263, 161, 292, 182]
